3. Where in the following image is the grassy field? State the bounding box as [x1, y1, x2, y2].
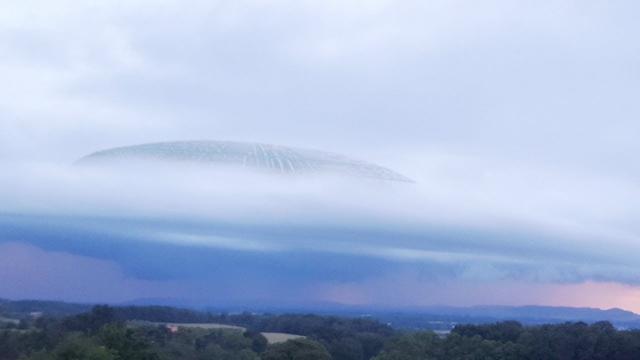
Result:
[0, 316, 20, 325]
[129, 320, 245, 331]
[261, 332, 305, 344]
[163, 322, 245, 331]
[128, 321, 304, 344]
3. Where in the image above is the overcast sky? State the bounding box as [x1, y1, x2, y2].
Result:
[2, 0, 640, 311]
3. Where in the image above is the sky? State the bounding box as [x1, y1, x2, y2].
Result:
[2, 0, 640, 311]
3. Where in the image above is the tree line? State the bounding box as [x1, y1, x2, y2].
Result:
[375, 321, 640, 360]
[2, 306, 640, 359]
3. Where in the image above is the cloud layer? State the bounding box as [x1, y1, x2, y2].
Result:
[2, 0, 640, 310]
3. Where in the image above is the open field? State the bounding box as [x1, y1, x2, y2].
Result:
[163, 322, 245, 331]
[128, 320, 245, 331]
[0, 316, 20, 325]
[128, 321, 303, 344]
[261, 332, 305, 344]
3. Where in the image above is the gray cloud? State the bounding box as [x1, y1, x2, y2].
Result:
[2, 0, 640, 306]
[0, 242, 189, 303]
[1, 160, 639, 287]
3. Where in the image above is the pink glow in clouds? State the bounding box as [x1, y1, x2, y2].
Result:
[316, 274, 640, 312]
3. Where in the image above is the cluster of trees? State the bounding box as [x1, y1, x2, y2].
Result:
[374, 321, 640, 360]
[4, 306, 640, 359]
[0, 319, 27, 331]
[0, 306, 386, 360]
[0, 306, 156, 360]
[0, 306, 320, 360]
[217, 313, 393, 360]
[110, 306, 215, 324]
[104, 307, 394, 360]
[262, 338, 332, 360]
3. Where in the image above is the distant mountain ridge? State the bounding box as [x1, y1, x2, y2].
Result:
[364, 305, 640, 331]
[0, 299, 91, 318]
[417, 305, 640, 323]
[2, 298, 639, 329]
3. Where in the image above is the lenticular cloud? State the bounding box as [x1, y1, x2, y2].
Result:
[76, 140, 413, 182]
